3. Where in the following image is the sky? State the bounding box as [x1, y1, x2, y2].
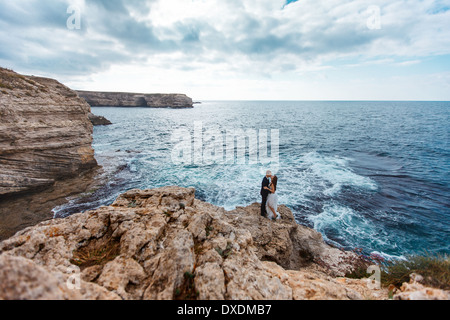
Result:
[0, 0, 450, 100]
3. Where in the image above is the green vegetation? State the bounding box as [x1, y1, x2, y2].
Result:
[0, 81, 13, 90]
[381, 253, 449, 290]
[174, 271, 199, 300]
[24, 78, 37, 86]
[128, 200, 137, 208]
[0, 68, 39, 91]
[205, 225, 213, 237]
[216, 242, 233, 259]
[70, 237, 120, 270]
[346, 251, 449, 290]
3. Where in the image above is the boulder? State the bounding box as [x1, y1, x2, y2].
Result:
[88, 113, 112, 126]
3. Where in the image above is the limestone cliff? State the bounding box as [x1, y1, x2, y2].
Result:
[77, 91, 193, 108]
[0, 68, 98, 239]
[0, 186, 392, 300]
[0, 68, 97, 196]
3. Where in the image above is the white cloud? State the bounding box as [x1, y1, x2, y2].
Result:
[0, 0, 449, 99]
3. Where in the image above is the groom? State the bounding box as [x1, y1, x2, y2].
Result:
[260, 171, 272, 217]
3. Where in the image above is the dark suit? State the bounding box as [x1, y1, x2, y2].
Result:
[260, 177, 270, 216]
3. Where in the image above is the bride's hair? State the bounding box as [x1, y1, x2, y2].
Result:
[272, 176, 278, 192]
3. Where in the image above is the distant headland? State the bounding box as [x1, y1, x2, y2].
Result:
[77, 90, 193, 109]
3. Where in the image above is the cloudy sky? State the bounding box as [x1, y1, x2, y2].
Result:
[1, 0, 449, 100]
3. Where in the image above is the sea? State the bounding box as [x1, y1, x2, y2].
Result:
[53, 101, 450, 260]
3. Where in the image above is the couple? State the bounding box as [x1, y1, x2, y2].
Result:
[260, 171, 280, 220]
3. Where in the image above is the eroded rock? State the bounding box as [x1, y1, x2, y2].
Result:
[0, 186, 392, 300]
[0, 67, 99, 240]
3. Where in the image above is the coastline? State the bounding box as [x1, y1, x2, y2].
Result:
[0, 168, 104, 241]
[0, 186, 386, 300]
[0, 68, 448, 300]
[0, 68, 194, 240]
[77, 90, 194, 108]
[0, 67, 100, 239]
[2, 186, 447, 300]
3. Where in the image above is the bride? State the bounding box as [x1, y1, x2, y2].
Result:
[264, 175, 280, 220]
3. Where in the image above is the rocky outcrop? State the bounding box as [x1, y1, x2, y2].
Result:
[0, 67, 98, 239]
[228, 203, 359, 277]
[77, 91, 193, 108]
[88, 113, 112, 126]
[0, 186, 389, 300]
[0, 254, 119, 300]
[0, 68, 97, 196]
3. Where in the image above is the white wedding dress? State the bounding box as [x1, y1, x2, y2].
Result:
[266, 192, 280, 220]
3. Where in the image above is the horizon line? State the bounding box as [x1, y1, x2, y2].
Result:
[193, 99, 450, 102]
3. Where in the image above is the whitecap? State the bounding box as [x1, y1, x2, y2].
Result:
[308, 203, 392, 251]
[301, 151, 378, 196]
[370, 251, 407, 262]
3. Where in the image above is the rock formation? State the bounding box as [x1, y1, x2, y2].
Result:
[228, 203, 359, 277]
[77, 91, 193, 108]
[0, 67, 98, 239]
[0, 186, 390, 300]
[0, 67, 97, 196]
[88, 113, 112, 126]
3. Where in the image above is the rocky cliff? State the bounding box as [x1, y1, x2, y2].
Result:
[0, 67, 98, 239]
[0, 186, 394, 300]
[77, 91, 193, 108]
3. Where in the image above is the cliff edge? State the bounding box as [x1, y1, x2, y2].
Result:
[77, 91, 193, 108]
[0, 186, 391, 300]
[0, 68, 99, 239]
[0, 68, 97, 196]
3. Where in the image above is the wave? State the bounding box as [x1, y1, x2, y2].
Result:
[60, 103, 450, 258]
[307, 204, 399, 255]
[370, 251, 407, 262]
[300, 151, 378, 196]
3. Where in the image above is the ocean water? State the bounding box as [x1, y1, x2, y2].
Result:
[54, 101, 450, 259]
